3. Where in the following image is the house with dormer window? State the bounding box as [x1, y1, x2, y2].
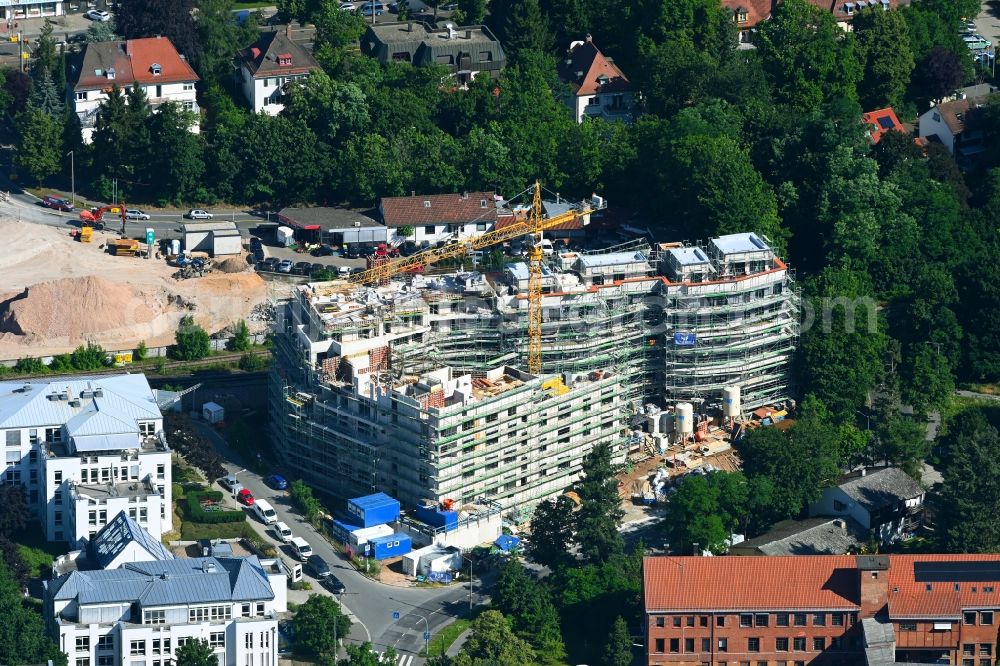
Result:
[239, 27, 321, 115]
[71, 36, 199, 144]
[557, 35, 633, 123]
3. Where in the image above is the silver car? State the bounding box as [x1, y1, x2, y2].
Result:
[277, 259, 294, 273]
[185, 209, 214, 220]
[125, 208, 150, 220]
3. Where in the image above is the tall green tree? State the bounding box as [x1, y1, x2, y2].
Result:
[196, 0, 259, 84]
[30, 19, 58, 79]
[492, 561, 565, 658]
[603, 616, 633, 666]
[173, 316, 211, 361]
[15, 106, 62, 185]
[174, 638, 216, 666]
[756, 0, 861, 110]
[338, 643, 398, 665]
[0, 485, 28, 536]
[292, 594, 351, 660]
[661, 471, 748, 553]
[144, 101, 204, 202]
[90, 85, 131, 187]
[115, 0, 199, 64]
[936, 412, 1000, 553]
[575, 443, 624, 565]
[527, 496, 575, 569]
[452, 610, 537, 666]
[853, 9, 915, 108]
[0, 557, 66, 666]
[491, 0, 555, 57]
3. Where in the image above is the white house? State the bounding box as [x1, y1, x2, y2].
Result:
[556, 35, 633, 123]
[918, 91, 995, 161]
[0, 374, 172, 546]
[808, 467, 924, 546]
[71, 37, 200, 144]
[238, 28, 320, 116]
[46, 555, 284, 666]
[378, 191, 513, 244]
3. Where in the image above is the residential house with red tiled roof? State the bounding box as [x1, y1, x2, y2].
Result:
[722, 0, 774, 44]
[919, 91, 997, 163]
[644, 553, 1000, 665]
[862, 107, 905, 144]
[71, 36, 199, 144]
[378, 191, 514, 244]
[807, 0, 897, 30]
[556, 35, 633, 123]
[238, 27, 320, 115]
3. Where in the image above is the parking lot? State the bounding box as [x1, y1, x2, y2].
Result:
[973, 0, 1000, 65]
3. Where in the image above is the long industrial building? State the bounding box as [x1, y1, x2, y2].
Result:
[269, 232, 798, 515]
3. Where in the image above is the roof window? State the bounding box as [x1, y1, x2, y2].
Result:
[423, 201, 431, 208]
[278, 53, 293, 66]
[480, 199, 487, 208]
[151, 63, 161, 76]
[106, 68, 116, 80]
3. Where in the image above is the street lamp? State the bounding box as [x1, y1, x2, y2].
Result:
[66, 150, 74, 208]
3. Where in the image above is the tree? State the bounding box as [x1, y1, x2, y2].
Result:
[457, 0, 487, 23]
[292, 594, 351, 659]
[15, 106, 62, 185]
[491, 561, 564, 657]
[228, 320, 252, 352]
[935, 412, 1000, 553]
[575, 443, 624, 565]
[527, 495, 575, 569]
[70, 342, 109, 370]
[173, 315, 211, 360]
[174, 638, 216, 666]
[135, 340, 148, 361]
[0, 557, 66, 666]
[144, 101, 204, 202]
[915, 45, 964, 103]
[90, 85, 131, 187]
[283, 72, 370, 147]
[30, 19, 58, 79]
[85, 20, 118, 42]
[491, 0, 554, 57]
[0, 484, 28, 536]
[196, 0, 259, 85]
[452, 610, 537, 666]
[853, 8, 915, 108]
[756, 0, 861, 109]
[337, 643, 397, 666]
[661, 472, 748, 553]
[873, 417, 930, 480]
[603, 616, 633, 666]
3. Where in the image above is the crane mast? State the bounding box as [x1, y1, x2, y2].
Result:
[526, 182, 544, 374]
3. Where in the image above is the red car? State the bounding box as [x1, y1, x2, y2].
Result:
[237, 488, 255, 506]
[41, 195, 74, 212]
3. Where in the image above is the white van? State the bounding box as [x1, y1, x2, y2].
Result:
[539, 239, 554, 256]
[253, 499, 278, 524]
[274, 521, 293, 543]
[290, 537, 312, 561]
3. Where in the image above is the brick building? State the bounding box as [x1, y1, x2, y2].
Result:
[643, 554, 1000, 666]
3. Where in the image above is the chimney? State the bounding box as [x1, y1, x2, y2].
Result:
[585, 33, 593, 43]
[861, 468, 867, 477]
[465, 30, 472, 39]
[407, 21, 412, 32]
[833, 518, 846, 531]
[856, 555, 890, 618]
[286, 22, 293, 40]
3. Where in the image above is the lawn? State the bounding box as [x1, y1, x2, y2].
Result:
[233, 1, 274, 7]
[420, 617, 471, 658]
[14, 524, 69, 579]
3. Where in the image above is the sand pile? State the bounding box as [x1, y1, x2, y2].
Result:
[215, 256, 250, 274]
[0, 275, 160, 339]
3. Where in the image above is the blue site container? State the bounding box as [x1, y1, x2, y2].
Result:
[414, 503, 459, 532]
[330, 519, 360, 544]
[369, 533, 411, 560]
[346, 492, 401, 528]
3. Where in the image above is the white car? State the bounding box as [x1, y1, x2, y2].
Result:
[274, 521, 293, 543]
[339, 2, 355, 9]
[84, 9, 111, 21]
[125, 208, 150, 220]
[185, 209, 213, 220]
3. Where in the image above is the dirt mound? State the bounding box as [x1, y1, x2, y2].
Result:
[215, 256, 250, 274]
[0, 275, 160, 339]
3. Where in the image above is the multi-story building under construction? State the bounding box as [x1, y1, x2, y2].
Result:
[269, 232, 798, 514]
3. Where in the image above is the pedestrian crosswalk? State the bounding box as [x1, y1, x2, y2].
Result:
[375, 652, 416, 666]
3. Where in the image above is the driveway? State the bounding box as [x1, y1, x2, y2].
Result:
[975, 0, 1000, 61]
[191, 422, 486, 665]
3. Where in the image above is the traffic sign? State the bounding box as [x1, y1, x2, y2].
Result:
[392, 611, 400, 620]
[424, 632, 431, 641]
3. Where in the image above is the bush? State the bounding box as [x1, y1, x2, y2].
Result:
[172, 483, 185, 501]
[238, 352, 267, 372]
[243, 533, 277, 558]
[14, 357, 45, 374]
[185, 491, 246, 524]
[180, 520, 257, 541]
[227, 320, 251, 352]
[71, 342, 110, 370]
[174, 315, 211, 361]
[290, 480, 323, 522]
[135, 340, 148, 361]
[49, 354, 73, 372]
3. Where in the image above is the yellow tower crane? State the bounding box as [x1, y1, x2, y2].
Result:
[342, 183, 606, 374]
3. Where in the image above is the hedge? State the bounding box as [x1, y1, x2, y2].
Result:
[181, 521, 257, 541]
[186, 491, 246, 525]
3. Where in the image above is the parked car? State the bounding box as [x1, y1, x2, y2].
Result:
[185, 209, 213, 219]
[360, 2, 385, 16]
[400, 241, 418, 256]
[84, 9, 111, 21]
[249, 237, 263, 252]
[41, 195, 74, 212]
[360, 244, 377, 258]
[237, 488, 255, 506]
[277, 259, 294, 273]
[292, 261, 312, 275]
[346, 245, 361, 259]
[125, 208, 150, 221]
[265, 474, 288, 490]
[258, 257, 280, 272]
[290, 537, 312, 561]
[310, 263, 328, 277]
[274, 521, 293, 543]
[252, 248, 265, 262]
[307, 554, 332, 579]
[252, 498, 277, 523]
[338, 265, 352, 277]
[218, 474, 241, 492]
[321, 574, 346, 594]
[339, 1, 355, 9]
[441, 1, 458, 9]
[312, 244, 336, 257]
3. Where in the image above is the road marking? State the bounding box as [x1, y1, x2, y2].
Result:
[376, 652, 414, 666]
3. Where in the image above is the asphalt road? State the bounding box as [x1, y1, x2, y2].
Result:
[192, 421, 485, 665]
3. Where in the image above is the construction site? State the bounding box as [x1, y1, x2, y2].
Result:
[0, 218, 270, 360]
[268, 188, 800, 520]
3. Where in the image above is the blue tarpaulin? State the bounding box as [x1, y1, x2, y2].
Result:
[494, 535, 521, 552]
